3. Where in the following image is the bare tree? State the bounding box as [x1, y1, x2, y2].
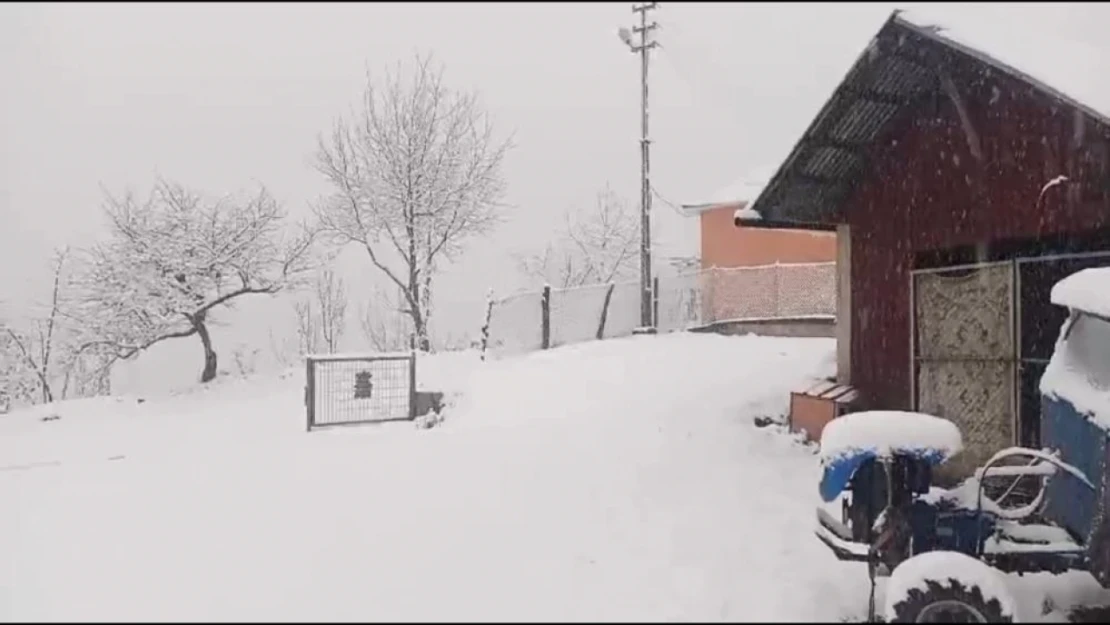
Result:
[314, 53, 512, 352]
[71, 179, 317, 383]
[315, 268, 347, 353]
[292, 268, 348, 355]
[4, 248, 71, 404]
[293, 299, 321, 356]
[518, 185, 641, 289]
[359, 285, 411, 352]
[1, 248, 113, 410]
[0, 329, 36, 413]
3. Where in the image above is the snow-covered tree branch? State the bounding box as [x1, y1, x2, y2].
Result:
[293, 299, 320, 357]
[518, 185, 641, 289]
[316, 268, 347, 354]
[0, 327, 37, 413]
[4, 247, 70, 404]
[313, 52, 512, 351]
[1, 247, 112, 411]
[71, 179, 318, 383]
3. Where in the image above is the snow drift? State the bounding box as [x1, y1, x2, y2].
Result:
[3, 333, 1106, 621]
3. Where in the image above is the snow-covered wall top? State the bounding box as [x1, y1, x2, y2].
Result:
[897, 8, 1110, 120]
[1051, 267, 1110, 320]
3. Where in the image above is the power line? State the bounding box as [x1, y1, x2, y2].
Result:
[650, 184, 687, 217]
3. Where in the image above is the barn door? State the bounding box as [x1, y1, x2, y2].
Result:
[912, 262, 1016, 481]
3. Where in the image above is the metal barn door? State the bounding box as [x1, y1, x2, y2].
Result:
[912, 262, 1016, 480]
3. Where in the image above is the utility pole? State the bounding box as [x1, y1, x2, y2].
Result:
[621, 2, 659, 332]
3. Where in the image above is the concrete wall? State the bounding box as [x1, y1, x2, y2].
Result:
[689, 316, 836, 339]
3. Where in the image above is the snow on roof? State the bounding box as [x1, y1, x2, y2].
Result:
[896, 7, 1110, 121]
[684, 165, 778, 214]
[818, 410, 963, 464]
[734, 207, 762, 222]
[1050, 267, 1110, 319]
[707, 171, 772, 206]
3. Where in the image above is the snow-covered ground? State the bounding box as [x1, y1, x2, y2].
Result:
[2, 333, 1108, 621]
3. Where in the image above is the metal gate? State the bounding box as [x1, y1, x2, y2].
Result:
[305, 352, 417, 431]
[911, 251, 1110, 478]
[911, 261, 1016, 480]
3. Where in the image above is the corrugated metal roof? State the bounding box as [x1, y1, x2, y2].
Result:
[898, 7, 1110, 123]
[749, 8, 1110, 228]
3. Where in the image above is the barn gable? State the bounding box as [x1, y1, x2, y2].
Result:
[749, 9, 1110, 229]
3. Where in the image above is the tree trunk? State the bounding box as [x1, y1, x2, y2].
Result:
[405, 276, 431, 352]
[411, 313, 431, 352]
[194, 317, 219, 383]
[596, 283, 616, 340]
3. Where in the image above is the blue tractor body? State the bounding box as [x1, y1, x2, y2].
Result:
[816, 274, 1110, 587]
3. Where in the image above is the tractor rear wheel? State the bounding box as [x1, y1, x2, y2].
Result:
[884, 552, 1015, 623]
[886, 579, 1011, 623]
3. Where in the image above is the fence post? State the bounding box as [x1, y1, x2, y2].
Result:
[409, 349, 418, 420]
[541, 285, 551, 350]
[652, 276, 660, 331]
[304, 357, 315, 432]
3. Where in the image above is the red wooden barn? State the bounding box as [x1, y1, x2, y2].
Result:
[746, 9, 1110, 473]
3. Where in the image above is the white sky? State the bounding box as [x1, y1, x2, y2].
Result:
[2, 2, 1105, 391]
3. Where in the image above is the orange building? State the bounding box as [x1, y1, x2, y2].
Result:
[682, 174, 837, 269]
[679, 173, 839, 330]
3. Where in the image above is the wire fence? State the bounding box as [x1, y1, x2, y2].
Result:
[699, 261, 837, 323]
[484, 290, 545, 356]
[549, 279, 642, 346]
[482, 262, 836, 357]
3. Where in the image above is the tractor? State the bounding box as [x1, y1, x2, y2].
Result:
[815, 267, 1110, 622]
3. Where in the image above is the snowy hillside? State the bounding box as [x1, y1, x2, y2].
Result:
[1, 333, 1105, 621]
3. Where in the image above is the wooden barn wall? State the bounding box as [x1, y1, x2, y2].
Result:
[844, 52, 1110, 410]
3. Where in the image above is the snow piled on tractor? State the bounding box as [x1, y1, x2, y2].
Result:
[1042, 267, 1110, 429]
[819, 410, 963, 464]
